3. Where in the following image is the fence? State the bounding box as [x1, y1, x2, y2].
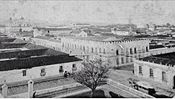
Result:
[107, 79, 154, 98]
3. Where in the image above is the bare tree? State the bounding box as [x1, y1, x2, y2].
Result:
[73, 58, 111, 97]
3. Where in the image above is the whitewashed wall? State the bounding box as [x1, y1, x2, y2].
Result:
[31, 38, 62, 51]
[134, 59, 175, 88]
[0, 61, 82, 84]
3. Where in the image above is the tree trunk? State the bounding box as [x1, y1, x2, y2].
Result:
[90, 88, 95, 98]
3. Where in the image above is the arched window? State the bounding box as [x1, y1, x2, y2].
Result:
[150, 68, 154, 78]
[162, 71, 167, 82]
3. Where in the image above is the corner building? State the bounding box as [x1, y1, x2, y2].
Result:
[61, 35, 150, 67]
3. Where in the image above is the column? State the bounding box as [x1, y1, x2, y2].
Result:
[2, 83, 8, 98]
[104, 90, 111, 98]
[28, 80, 34, 98]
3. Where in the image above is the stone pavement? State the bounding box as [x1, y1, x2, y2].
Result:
[110, 69, 175, 97]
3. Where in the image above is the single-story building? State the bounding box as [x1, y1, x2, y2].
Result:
[134, 52, 175, 89]
[0, 37, 82, 84]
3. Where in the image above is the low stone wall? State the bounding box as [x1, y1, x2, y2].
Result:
[35, 83, 82, 95]
[0, 93, 3, 98]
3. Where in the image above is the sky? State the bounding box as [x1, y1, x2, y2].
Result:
[0, 0, 175, 26]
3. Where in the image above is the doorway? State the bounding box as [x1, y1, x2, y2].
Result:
[173, 76, 175, 89]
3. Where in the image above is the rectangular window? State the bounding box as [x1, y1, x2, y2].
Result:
[162, 71, 167, 82]
[22, 70, 26, 76]
[121, 57, 124, 64]
[139, 66, 142, 75]
[72, 64, 77, 71]
[116, 50, 119, 55]
[134, 48, 137, 54]
[126, 57, 129, 63]
[103, 49, 105, 54]
[130, 58, 133, 62]
[150, 68, 154, 78]
[116, 58, 119, 65]
[99, 48, 101, 53]
[130, 48, 133, 54]
[95, 48, 97, 53]
[146, 46, 149, 52]
[40, 68, 46, 76]
[59, 66, 64, 73]
[91, 48, 94, 53]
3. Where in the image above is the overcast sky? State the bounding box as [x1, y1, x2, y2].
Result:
[0, 0, 175, 26]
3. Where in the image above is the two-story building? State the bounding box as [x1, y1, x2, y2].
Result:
[61, 35, 150, 67]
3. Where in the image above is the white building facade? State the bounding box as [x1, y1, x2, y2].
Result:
[61, 36, 150, 67]
[0, 59, 82, 84]
[134, 58, 175, 89]
[31, 36, 62, 51]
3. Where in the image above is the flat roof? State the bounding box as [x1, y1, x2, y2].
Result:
[140, 52, 175, 66]
[0, 55, 81, 71]
[0, 36, 81, 71]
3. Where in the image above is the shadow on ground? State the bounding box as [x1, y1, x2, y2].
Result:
[65, 89, 124, 98]
[153, 94, 171, 98]
[113, 64, 134, 71]
[109, 91, 124, 98]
